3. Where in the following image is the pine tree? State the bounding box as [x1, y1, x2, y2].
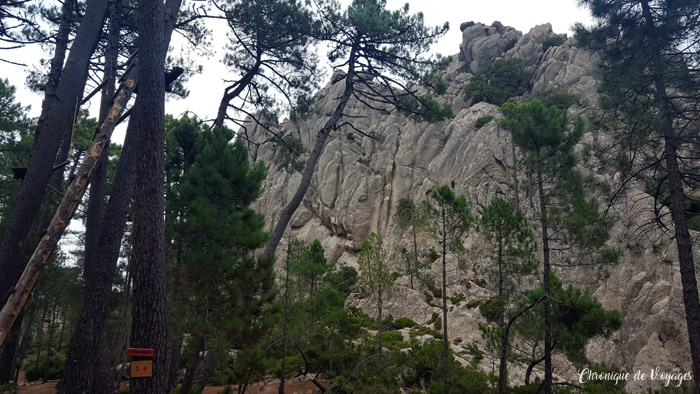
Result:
[290, 239, 328, 297]
[498, 99, 614, 394]
[429, 185, 471, 394]
[576, 1, 700, 390]
[512, 274, 622, 385]
[262, 0, 449, 259]
[476, 197, 536, 394]
[394, 197, 431, 289]
[169, 124, 274, 394]
[213, 0, 320, 128]
[357, 232, 393, 357]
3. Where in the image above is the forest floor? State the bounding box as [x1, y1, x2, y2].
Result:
[14, 376, 325, 394]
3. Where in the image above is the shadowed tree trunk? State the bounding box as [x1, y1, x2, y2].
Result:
[262, 47, 357, 259]
[59, 0, 182, 391]
[0, 0, 83, 381]
[0, 0, 110, 305]
[128, 0, 169, 389]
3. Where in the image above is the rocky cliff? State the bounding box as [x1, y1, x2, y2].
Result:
[247, 22, 698, 391]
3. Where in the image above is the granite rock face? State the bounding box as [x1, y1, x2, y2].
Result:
[248, 22, 698, 391]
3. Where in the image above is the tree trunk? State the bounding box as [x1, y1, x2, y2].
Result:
[0, 0, 109, 311]
[411, 225, 418, 289]
[213, 61, 262, 128]
[279, 236, 291, 394]
[638, 3, 700, 392]
[262, 48, 358, 259]
[59, 105, 137, 394]
[58, 1, 121, 391]
[42, 302, 58, 383]
[510, 134, 520, 211]
[128, 0, 169, 389]
[0, 64, 138, 349]
[441, 204, 449, 394]
[524, 355, 545, 385]
[497, 230, 507, 394]
[13, 307, 37, 382]
[378, 289, 383, 357]
[0, 316, 21, 384]
[33, 0, 75, 144]
[60, 0, 182, 391]
[0, 0, 98, 378]
[111, 260, 132, 393]
[536, 168, 553, 394]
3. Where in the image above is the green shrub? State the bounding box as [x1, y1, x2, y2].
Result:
[475, 115, 495, 128]
[0, 383, 18, 393]
[382, 314, 394, 327]
[424, 291, 433, 303]
[510, 383, 540, 394]
[382, 330, 404, 342]
[542, 35, 566, 52]
[465, 58, 530, 106]
[449, 292, 466, 305]
[472, 278, 486, 287]
[464, 298, 484, 308]
[393, 317, 417, 329]
[23, 350, 66, 381]
[479, 297, 505, 323]
[428, 283, 442, 298]
[429, 312, 439, 324]
[534, 89, 580, 109]
[216, 386, 235, 394]
[400, 95, 454, 122]
[466, 343, 484, 365]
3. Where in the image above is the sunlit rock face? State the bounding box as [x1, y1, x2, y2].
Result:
[247, 22, 698, 391]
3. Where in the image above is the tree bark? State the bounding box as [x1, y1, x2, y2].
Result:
[213, 61, 262, 128]
[128, 0, 169, 389]
[639, 2, 700, 392]
[497, 227, 507, 394]
[0, 316, 21, 383]
[536, 168, 553, 394]
[378, 289, 383, 357]
[0, 0, 109, 309]
[279, 236, 291, 394]
[58, 1, 122, 390]
[0, 0, 91, 379]
[0, 65, 138, 349]
[60, 0, 182, 391]
[262, 48, 358, 260]
[441, 204, 449, 394]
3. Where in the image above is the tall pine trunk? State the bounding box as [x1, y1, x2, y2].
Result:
[536, 168, 553, 394]
[60, 0, 182, 391]
[639, 2, 700, 391]
[440, 203, 449, 394]
[58, 2, 121, 391]
[128, 0, 168, 389]
[0, 0, 109, 305]
[262, 47, 358, 259]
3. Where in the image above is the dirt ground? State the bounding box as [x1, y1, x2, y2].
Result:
[202, 380, 324, 394]
[14, 378, 324, 394]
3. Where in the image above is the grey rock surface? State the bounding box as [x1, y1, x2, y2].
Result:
[247, 21, 698, 391]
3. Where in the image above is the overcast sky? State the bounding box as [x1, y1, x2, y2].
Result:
[4, 0, 595, 125]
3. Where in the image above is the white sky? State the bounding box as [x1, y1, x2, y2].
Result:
[3, 0, 595, 127]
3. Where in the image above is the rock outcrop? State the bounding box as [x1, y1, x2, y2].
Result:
[247, 22, 698, 391]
